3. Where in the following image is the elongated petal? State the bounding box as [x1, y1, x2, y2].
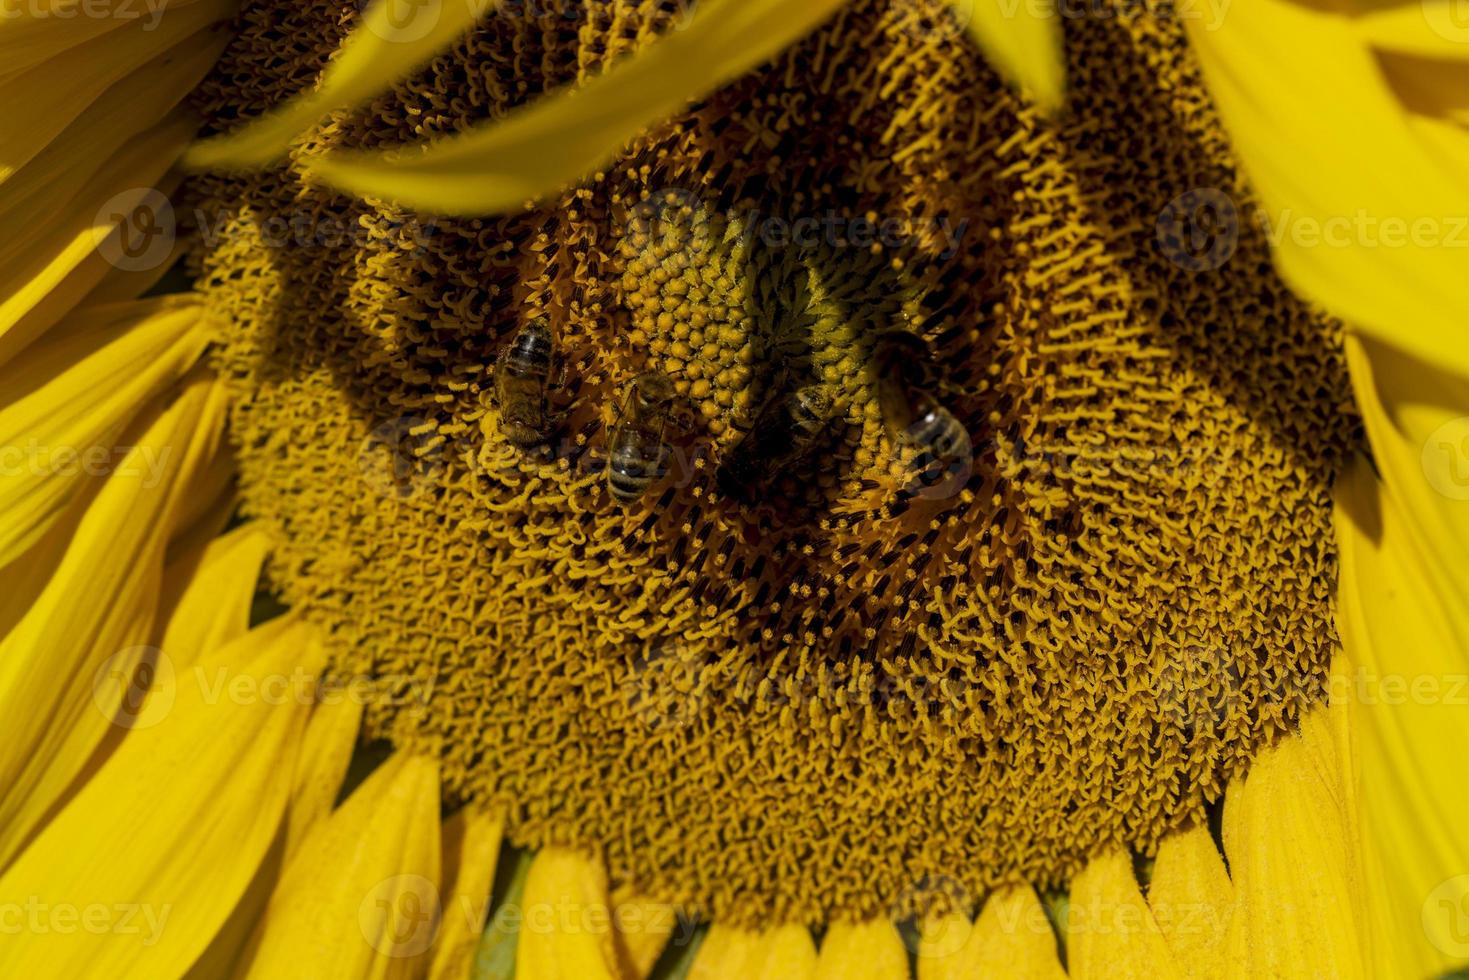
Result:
[155, 524, 272, 665]
[813, 919, 909, 980]
[959, 0, 1064, 114]
[429, 808, 504, 980]
[1220, 706, 1366, 978]
[305, 0, 847, 215]
[1147, 824, 1232, 980]
[1183, 0, 1469, 378]
[0, 0, 231, 183]
[0, 616, 324, 978]
[241, 752, 443, 979]
[687, 923, 817, 980]
[1068, 849, 1182, 980]
[182, 0, 496, 170]
[608, 888, 677, 980]
[0, 119, 194, 364]
[0, 0, 223, 77]
[284, 694, 365, 858]
[1335, 338, 1469, 978]
[514, 848, 621, 980]
[0, 374, 228, 868]
[0, 298, 211, 566]
[916, 886, 1065, 980]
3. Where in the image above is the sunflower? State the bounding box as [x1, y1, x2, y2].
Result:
[2, 0, 1465, 976]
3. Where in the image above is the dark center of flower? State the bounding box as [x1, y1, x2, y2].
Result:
[189, 0, 1360, 925]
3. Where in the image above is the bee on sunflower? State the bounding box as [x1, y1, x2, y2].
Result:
[2, 0, 1467, 977]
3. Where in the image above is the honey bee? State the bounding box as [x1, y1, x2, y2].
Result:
[493, 318, 563, 450]
[607, 372, 676, 504]
[717, 381, 834, 500]
[874, 329, 972, 464]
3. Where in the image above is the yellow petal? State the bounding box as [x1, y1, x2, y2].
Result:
[514, 848, 621, 980]
[0, 298, 211, 567]
[182, 0, 496, 170]
[916, 886, 1064, 980]
[0, 374, 229, 869]
[429, 807, 505, 980]
[1184, 0, 1469, 378]
[0, 616, 324, 978]
[687, 923, 818, 980]
[304, 0, 848, 215]
[283, 692, 365, 859]
[0, 119, 193, 363]
[240, 752, 443, 979]
[608, 887, 677, 979]
[1147, 823, 1232, 980]
[0, 0, 224, 77]
[155, 524, 272, 667]
[959, 0, 1065, 114]
[1335, 338, 1469, 980]
[1220, 707, 1366, 978]
[1067, 849, 1182, 980]
[0, 0, 231, 183]
[813, 919, 909, 980]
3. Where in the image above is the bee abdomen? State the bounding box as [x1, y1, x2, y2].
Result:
[505, 327, 554, 379]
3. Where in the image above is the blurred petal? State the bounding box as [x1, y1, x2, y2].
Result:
[1147, 823, 1232, 979]
[304, 0, 847, 215]
[688, 923, 817, 980]
[916, 885, 1066, 980]
[429, 807, 504, 980]
[814, 919, 909, 980]
[959, 0, 1065, 114]
[515, 848, 620, 980]
[1068, 849, 1182, 980]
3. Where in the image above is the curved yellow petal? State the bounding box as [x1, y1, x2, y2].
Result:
[814, 919, 909, 980]
[0, 374, 228, 869]
[0, 298, 211, 567]
[959, 0, 1065, 114]
[608, 887, 677, 979]
[182, 0, 497, 170]
[304, 0, 847, 215]
[0, 118, 194, 363]
[1220, 707, 1366, 978]
[0, 616, 324, 979]
[916, 885, 1066, 980]
[155, 524, 272, 666]
[429, 807, 504, 980]
[1067, 849, 1182, 980]
[687, 923, 817, 980]
[1146, 823, 1232, 980]
[240, 752, 443, 979]
[515, 848, 621, 980]
[1183, 0, 1469, 378]
[283, 694, 365, 858]
[0, 0, 231, 184]
[0, 0, 224, 77]
[1335, 336, 1469, 979]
